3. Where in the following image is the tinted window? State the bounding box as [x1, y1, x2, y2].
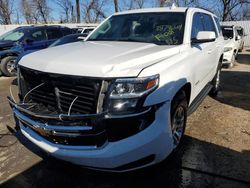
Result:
[88, 13, 186, 45]
[47, 28, 63, 40]
[29, 29, 47, 41]
[191, 13, 204, 39]
[83, 28, 94, 34]
[61, 28, 72, 36]
[202, 14, 217, 37]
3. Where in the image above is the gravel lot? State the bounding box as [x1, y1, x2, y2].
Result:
[0, 50, 249, 188]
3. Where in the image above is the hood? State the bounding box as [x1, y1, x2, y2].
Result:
[223, 39, 235, 48]
[19, 41, 180, 77]
[0, 40, 15, 51]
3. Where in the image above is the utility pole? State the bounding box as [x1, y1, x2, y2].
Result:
[114, 0, 118, 12]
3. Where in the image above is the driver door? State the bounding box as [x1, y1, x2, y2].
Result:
[22, 28, 47, 51]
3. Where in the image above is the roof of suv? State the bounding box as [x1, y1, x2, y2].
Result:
[113, 7, 215, 16]
[114, 7, 188, 15]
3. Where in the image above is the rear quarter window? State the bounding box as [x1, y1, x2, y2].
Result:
[47, 28, 63, 40]
[61, 28, 73, 36]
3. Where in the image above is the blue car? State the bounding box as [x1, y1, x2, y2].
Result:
[0, 25, 72, 76]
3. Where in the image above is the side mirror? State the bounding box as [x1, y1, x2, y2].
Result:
[192, 31, 216, 44]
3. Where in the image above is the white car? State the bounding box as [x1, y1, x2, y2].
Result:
[73, 26, 97, 35]
[236, 26, 245, 52]
[222, 25, 241, 68]
[9, 7, 224, 171]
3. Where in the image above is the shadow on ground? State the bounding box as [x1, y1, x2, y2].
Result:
[1, 134, 250, 188]
[236, 53, 250, 65]
[217, 70, 250, 111]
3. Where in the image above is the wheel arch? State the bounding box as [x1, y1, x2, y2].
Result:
[172, 83, 191, 106]
[0, 52, 19, 63]
[143, 79, 192, 107]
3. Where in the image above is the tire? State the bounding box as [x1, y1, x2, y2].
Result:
[0, 56, 17, 77]
[209, 64, 222, 97]
[170, 91, 188, 152]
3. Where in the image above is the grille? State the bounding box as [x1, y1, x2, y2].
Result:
[20, 67, 102, 114]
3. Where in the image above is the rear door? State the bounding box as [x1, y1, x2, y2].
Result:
[46, 28, 63, 46]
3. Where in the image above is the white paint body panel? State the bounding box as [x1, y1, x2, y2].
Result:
[20, 103, 173, 171]
[17, 7, 224, 171]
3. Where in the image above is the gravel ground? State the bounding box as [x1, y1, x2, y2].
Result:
[0, 50, 249, 188]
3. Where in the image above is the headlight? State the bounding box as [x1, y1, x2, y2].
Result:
[224, 47, 233, 52]
[108, 75, 159, 113]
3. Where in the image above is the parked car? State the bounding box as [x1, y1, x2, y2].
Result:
[9, 7, 224, 171]
[49, 33, 87, 47]
[72, 26, 96, 35]
[236, 26, 246, 52]
[17, 33, 87, 62]
[0, 25, 72, 76]
[222, 25, 241, 68]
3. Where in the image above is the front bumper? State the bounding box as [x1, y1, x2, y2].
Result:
[8, 97, 173, 171]
[223, 50, 234, 64]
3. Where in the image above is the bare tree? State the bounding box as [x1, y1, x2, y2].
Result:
[219, 0, 250, 21]
[0, 0, 13, 24]
[21, 0, 35, 24]
[76, 0, 81, 22]
[82, 0, 107, 23]
[158, 0, 167, 7]
[54, 0, 73, 23]
[135, 0, 145, 8]
[114, 0, 119, 12]
[33, 0, 50, 24]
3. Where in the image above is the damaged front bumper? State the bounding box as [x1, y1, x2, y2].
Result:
[8, 96, 173, 171]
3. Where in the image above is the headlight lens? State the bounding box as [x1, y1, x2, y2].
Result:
[224, 47, 233, 52]
[110, 75, 159, 99]
[109, 75, 159, 113]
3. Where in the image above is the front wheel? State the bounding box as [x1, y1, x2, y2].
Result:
[209, 65, 222, 97]
[171, 91, 187, 151]
[0, 56, 17, 77]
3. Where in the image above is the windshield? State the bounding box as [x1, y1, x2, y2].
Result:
[222, 27, 234, 39]
[0, 29, 25, 42]
[88, 12, 185, 45]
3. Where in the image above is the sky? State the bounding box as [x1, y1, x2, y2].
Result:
[12, 0, 250, 23]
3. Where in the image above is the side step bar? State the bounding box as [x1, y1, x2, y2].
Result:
[187, 84, 213, 116]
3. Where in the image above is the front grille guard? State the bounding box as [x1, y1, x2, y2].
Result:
[8, 95, 153, 147]
[7, 96, 107, 122]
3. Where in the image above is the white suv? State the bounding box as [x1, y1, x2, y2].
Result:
[222, 25, 241, 68]
[9, 7, 224, 171]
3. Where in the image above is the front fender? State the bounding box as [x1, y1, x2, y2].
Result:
[0, 49, 20, 59]
[144, 78, 188, 106]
